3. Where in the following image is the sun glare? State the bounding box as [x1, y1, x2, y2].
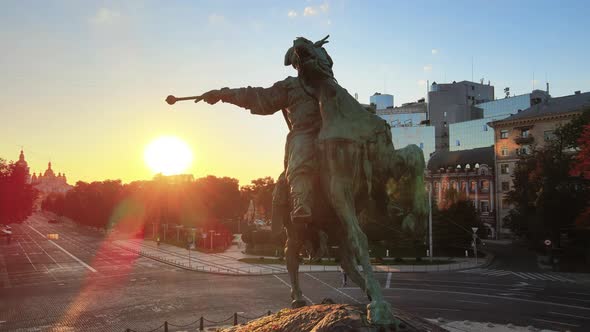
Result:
[144, 136, 193, 175]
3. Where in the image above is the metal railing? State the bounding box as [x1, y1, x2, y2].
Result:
[125, 311, 272, 332]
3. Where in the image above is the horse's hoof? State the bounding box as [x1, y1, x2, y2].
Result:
[291, 299, 307, 308]
[321, 297, 335, 304]
[367, 300, 396, 325]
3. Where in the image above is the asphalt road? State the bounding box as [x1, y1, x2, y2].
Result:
[1, 214, 589, 332]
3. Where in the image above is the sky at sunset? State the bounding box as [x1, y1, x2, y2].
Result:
[2, 0, 589, 185]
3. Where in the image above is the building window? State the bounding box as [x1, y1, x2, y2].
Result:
[480, 200, 490, 213]
[451, 181, 458, 190]
[480, 180, 489, 192]
[501, 147, 508, 156]
[456, 139, 461, 146]
[461, 181, 467, 192]
[501, 181, 510, 191]
[521, 129, 530, 138]
[471, 85, 475, 91]
[443, 111, 447, 117]
[470, 181, 477, 192]
[500, 130, 509, 139]
[501, 164, 509, 174]
[482, 125, 488, 131]
[517, 146, 531, 156]
[419, 142, 424, 149]
[434, 182, 440, 191]
[544, 130, 555, 141]
[502, 198, 510, 209]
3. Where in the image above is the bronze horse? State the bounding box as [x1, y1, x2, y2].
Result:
[275, 36, 429, 325]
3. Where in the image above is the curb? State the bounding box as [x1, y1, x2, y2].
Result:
[115, 241, 481, 275]
[454, 250, 495, 272]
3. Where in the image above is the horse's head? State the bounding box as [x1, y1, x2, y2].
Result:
[284, 35, 334, 82]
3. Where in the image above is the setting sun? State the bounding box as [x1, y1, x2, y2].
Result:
[144, 136, 193, 175]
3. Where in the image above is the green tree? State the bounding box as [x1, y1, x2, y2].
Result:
[505, 110, 590, 248]
[433, 188, 481, 251]
[0, 158, 38, 224]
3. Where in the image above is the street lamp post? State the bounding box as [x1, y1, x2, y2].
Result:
[209, 230, 215, 250]
[471, 227, 479, 264]
[428, 185, 433, 262]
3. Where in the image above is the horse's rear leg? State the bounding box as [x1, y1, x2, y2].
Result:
[285, 227, 306, 308]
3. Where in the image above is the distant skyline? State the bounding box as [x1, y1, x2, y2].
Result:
[2, 0, 589, 185]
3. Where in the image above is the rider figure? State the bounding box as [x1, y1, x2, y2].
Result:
[201, 50, 320, 226]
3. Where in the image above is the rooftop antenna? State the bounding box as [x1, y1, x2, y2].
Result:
[426, 80, 430, 120]
[471, 56, 474, 82]
[532, 72, 535, 90]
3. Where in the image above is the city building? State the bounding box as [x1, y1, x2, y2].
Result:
[450, 90, 550, 151]
[429, 81, 494, 151]
[426, 146, 497, 238]
[376, 99, 435, 162]
[15, 149, 31, 183]
[370, 92, 394, 110]
[488, 91, 590, 236]
[31, 161, 72, 195]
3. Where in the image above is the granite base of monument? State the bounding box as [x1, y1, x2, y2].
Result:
[218, 303, 447, 332]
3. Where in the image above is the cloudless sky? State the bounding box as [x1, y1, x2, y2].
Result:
[1, 0, 589, 185]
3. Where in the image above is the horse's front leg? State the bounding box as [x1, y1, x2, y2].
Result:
[285, 225, 306, 308]
[327, 178, 395, 325]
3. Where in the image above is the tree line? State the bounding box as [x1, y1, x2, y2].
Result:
[41, 175, 276, 233]
[0, 159, 38, 225]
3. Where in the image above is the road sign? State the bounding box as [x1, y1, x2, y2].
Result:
[471, 227, 479, 233]
[544, 239, 552, 246]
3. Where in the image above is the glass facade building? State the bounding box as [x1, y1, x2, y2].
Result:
[450, 94, 533, 151]
[391, 126, 435, 162]
[370, 93, 394, 109]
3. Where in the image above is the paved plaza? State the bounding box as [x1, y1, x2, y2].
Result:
[1, 213, 590, 331]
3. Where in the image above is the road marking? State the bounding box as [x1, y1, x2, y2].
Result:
[521, 273, 540, 280]
[0, 252, 11, 289]
[456, 300, 489, 305]
[512, 272, 531, 279]
[532, 318, 579, 327]
[272, 275, 314, 305]
[484, 270, 510, 276]
[384, 287, 590, 311]
[23, 231, 63, 268]
[28, 225, 96, 273]
[17, 241, 38, 271]
[548, 311, 590, 320]
[546, 274, 574, 282]
[305, 273, 361, 304]
[414, 307, 461, 312]
[549, 295, 590, 303]
[385, 272, 392, 289]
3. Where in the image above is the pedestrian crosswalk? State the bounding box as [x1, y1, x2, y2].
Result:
[459, 268, 575, 282]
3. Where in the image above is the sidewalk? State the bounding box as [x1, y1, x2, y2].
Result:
[113, 238, 488, 275]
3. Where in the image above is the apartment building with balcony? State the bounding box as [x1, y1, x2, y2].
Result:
[488, 91, 590, 236]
